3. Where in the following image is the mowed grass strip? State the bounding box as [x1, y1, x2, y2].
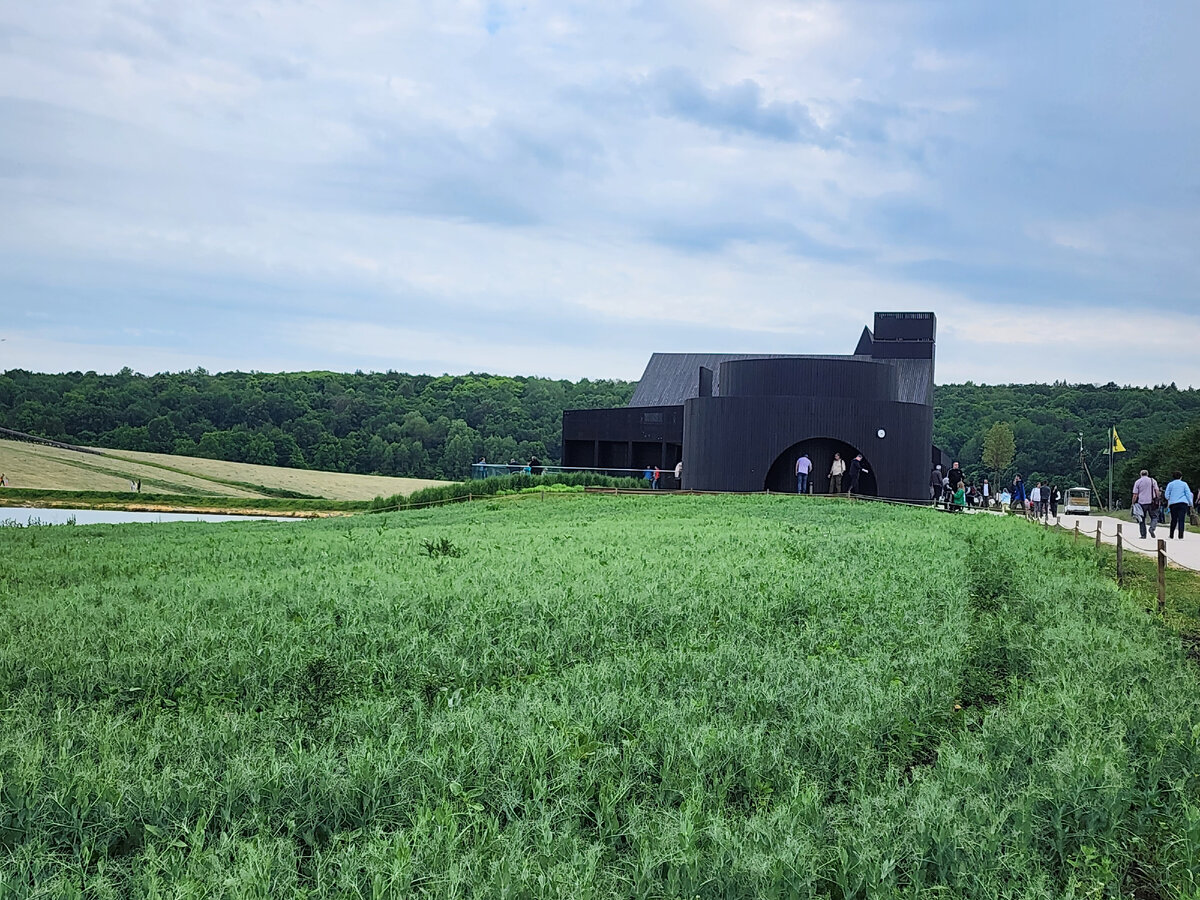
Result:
[104, 447, 449, 500]
[0, 440, 263, 498]
[1, 495, 1199, 898]
[0, 439, 449, 504]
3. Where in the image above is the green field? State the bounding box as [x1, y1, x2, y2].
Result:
[2, 495, 1199, 898]
[0, 439, 448, 503]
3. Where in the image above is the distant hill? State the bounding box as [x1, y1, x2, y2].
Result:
[0, 369, 634, 482]
[934, 382, 1200, 487]
[0, 438, 446, 500]
[3, 369, 1198, 488]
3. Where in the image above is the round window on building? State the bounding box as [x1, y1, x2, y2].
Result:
[877, 428, 886, 439]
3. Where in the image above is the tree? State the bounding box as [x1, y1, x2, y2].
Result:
[981, 422, 1016, 483]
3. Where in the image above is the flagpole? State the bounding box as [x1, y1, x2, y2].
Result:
[1108, 426, 1113, 511]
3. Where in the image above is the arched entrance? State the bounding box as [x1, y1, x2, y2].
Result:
[765, 437, 878, 496]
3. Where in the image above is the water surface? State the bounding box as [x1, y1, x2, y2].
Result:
[0, 506, 300, 526]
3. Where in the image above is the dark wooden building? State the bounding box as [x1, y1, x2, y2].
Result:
[562, 312, 939, 500]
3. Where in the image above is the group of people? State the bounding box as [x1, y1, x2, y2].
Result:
[1131, 469, 1196, 540]
[794, 452, 868, 495]
[1015, 476, 1061, 518]
[929, 464, 1061, 516]
[642, 460, 684, 489]
[929, 462, 975, 511]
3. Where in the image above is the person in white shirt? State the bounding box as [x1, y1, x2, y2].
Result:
[795, 453, 812, 494]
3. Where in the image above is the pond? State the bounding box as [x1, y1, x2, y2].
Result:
[0, 507, 302, 526]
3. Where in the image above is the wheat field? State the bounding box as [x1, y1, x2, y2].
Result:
[0, 439, 448, 500]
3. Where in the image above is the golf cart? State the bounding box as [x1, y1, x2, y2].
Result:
[1063, 486, 1091, 515]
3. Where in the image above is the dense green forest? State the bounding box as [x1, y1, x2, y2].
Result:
[0, 369, 633, 481]
[3, 369, 1199, 488]
[934, 382, 1200, 490]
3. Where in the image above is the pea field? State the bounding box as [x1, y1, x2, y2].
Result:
[1, 494, 1199, 898]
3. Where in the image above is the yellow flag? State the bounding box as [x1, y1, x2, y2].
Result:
[1112, 427, 1127, 453]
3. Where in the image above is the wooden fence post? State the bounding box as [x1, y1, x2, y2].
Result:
[1116, 525, 1123, 585]
[1095, 521, 1102, 550]
[1074, 521, 1079, 544]
[1157, 539, 1167, 616]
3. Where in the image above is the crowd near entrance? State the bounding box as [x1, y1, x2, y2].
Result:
[764, 438, 877, 496]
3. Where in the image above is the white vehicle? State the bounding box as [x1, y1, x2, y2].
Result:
[1064, 487, 1091, 515]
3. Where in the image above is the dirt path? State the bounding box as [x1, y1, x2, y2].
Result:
[1048, 512, 1200, 571]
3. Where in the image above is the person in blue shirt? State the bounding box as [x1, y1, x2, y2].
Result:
[1164, 471, 1194, 539]
[1011, 474, 1027, 511]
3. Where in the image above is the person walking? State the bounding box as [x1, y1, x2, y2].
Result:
[1011, 474, 1026, 511]
[1029, 483, 1041, 518]
[795, 453, 812, 494]
[1049, 484, 1060, 519]
[929, 464, 943, 503]
[1132, 469, 1159, 539]
[643, 465, 654, 486]
[673, 460, 683, 489]
[652, 466, 661, 490]
[1164, 471, 1193, 539]
[829, 453, 846, 494]
[981, 478, 990, 508]
[847, 454, 868, 495]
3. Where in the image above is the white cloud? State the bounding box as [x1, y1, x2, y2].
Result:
[0, 0, 1197, 384]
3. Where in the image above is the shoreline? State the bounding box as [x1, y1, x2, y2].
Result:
[0, 498, 352, 518]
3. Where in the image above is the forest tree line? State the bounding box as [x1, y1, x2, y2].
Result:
[0, 368, 633, 481]
[2, 369, 1199, 487]
[933, 381, 1200, 490]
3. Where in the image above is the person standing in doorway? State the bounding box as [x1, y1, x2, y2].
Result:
[795, 453, 812, 494]
[674, 460, 683, 489]
[829, 453, 846, 494]
[847, 454, 868, 495]
[1164, 471, 1193, 539]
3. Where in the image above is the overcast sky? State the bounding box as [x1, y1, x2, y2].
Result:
[2, 1, 1198, 385]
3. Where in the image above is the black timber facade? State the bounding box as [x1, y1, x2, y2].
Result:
[562, 312, 938, 501]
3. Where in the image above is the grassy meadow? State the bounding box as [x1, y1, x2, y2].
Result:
[1, 494, 1199, 898]
[0, 439, 447, 506]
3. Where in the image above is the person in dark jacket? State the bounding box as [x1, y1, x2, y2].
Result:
[847, 454, 869, 495]
[1011, 474, 1026, 510]
[946, 462, 965, 493]
[929, 465, 943, 503]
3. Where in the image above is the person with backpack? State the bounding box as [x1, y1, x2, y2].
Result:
[829, 453, 846, 494]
